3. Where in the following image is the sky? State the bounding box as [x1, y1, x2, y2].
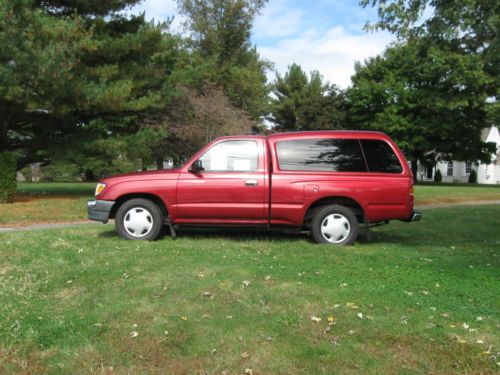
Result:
[129, 0, 395, 88]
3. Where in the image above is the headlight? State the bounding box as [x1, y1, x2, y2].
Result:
[95, 183, 106, 196]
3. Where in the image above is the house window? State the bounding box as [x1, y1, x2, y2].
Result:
[447, 161, 453, 176]
[465, 161, 472, 174]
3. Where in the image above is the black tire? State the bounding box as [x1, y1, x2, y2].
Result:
[115, 198, 163, 241]
[311, 204, 358, 245]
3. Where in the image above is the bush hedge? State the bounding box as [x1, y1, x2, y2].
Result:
[468, 169, 477, 183]
[0, 152, 16, 203]
[434, 169, 442, 183]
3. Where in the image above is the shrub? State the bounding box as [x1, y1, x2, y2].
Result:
[468, 169, 477, 183]
[434, 169, 442, 183]
[0, 152, 16, 203]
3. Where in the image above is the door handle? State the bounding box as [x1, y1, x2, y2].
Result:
[245, 179, 258, 186]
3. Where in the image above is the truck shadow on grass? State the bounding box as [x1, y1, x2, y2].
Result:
[96, 225, 413, 245]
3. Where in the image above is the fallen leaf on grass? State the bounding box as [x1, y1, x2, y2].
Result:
[476, 316, 484, 321]
[310, 316, 321, 322]
[243, 280, 251, 287]
[331, 336, 340, 346]
[346, 302, 358, 309]
[327, 315, 335, 323]
[357, 313, 363, 320]
[400, 316, 408, 325]
[264, 275, 272, 281]
[180, 316, 188, 321]
[130, 331, 138, 338]
[241, 351, 250, 358]
[245, 369, 253, 375]
[202, 291, 214, 299]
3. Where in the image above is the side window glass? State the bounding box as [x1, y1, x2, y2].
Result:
[199, 140, 258, 172]
[360, 140, 403, 173]
[276, 139, 367, 172]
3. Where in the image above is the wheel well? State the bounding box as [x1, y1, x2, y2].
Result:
[303, 197, 365, 227]
[110, 193, 169, 220]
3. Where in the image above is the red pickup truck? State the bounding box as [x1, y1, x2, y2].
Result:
[88, 131, 421, 245]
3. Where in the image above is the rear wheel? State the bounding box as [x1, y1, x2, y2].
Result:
[115, 198, 163, 241]
[311, 204, 358, 245]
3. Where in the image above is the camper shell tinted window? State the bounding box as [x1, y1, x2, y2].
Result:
[276, 139, 367, 172]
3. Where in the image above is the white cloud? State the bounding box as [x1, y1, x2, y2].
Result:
[130, 0, 394, 88]
[253, 0, 304, 39]
[258, 26, 394, 88]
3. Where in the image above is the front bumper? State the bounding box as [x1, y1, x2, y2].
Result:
[87, 200, 115, 223]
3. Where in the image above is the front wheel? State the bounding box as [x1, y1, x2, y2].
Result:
[115, 198, 163, 241]
[311, 205, 358, 245]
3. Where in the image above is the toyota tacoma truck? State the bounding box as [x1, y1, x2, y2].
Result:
[88, 131, 421, 245]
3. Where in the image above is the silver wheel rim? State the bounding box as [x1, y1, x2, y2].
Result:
[123, 207, 154, 238]
[320, 213, 350, 243]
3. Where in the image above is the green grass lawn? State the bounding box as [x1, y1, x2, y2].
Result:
[0, 205, 499, 374]
[0, 183, 96, 226]
[16, 182, 96, 196]
[416, 184, 500, 205]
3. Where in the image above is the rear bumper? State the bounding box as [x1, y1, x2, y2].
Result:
[411, 210, 422, 221]
[402, 210, 422, 222]
[87, 200, 115, 223]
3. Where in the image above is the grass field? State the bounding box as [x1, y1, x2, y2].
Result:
[1, 182, 500, 227]
[0, 205, 499, 374]
[0, 183, 94, 226]
[415, 184, 500, 205]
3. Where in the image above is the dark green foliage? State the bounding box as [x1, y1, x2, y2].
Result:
[269, 64, 345, 131]
[176, 0, 270, 119]
[1, 0, 179, 168]
[37, 0, 142, 16]
[0, 153, 16, 203]
[361, 0, 499, 143]
[434, 169, 442, 183]
[346, 41, 495, 164]
[468, 169, 478, 184]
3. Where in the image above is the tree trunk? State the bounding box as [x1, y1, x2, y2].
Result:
[411, 159, 418, 184]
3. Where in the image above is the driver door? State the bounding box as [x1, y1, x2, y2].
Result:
[176, 138, 268, 224]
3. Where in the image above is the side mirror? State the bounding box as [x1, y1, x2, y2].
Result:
[190, 159, 204, 173]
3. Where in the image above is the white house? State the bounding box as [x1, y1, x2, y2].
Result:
[417, 126, 500, 184]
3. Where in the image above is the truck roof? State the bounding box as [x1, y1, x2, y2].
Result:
[213, 130, 390, 142]
[267, 130, 389, 140]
